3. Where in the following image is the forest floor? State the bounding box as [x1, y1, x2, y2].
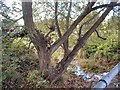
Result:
[51, 59, 120, 88]
[51, 72, 120, 88]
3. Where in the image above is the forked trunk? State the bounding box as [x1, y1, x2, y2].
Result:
[22, 1, 118, 85]
[48, 40, 84, 84]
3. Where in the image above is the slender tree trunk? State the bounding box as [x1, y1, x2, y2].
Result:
[55, 2, 70, 57]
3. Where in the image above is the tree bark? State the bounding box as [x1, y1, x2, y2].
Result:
[22, 2, 52, 77]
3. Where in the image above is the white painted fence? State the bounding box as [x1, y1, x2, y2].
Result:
[93, 62, 120, 89]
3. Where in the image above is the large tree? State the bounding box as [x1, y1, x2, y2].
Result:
[22, 0, 119, 84]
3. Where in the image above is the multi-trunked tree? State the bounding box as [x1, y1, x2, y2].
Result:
[22, 0, 119, 84]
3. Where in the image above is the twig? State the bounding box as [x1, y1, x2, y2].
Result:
[1, 12, 23, 26]
[0, 12, 15, 21]
[78, 8, 105, 38]
[95, 29, 106, 40]
[7, 16, 23, 27]
[55, 1, 62, 37]
[0, 1, 10, 9]
[45, 20, 55, 38]
[28, 41, 32, 49]
[92, 3, 120, 11]
[66, 1, 72, 30]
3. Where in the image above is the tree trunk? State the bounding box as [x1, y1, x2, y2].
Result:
[48, 39, 85, 84]
[38, 49, 52, 77]
[22, 2, 52, 78]
[33, 30, 52, 77]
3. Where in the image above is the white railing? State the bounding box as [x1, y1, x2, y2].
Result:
[93, 62, 120, 89]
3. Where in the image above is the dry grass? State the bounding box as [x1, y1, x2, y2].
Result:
[75, 58, 119, 73]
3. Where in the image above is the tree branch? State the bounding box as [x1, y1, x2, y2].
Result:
[78, 8, 105, 38]
[1, 12, 23, 27]
[0, 1, 9, 9]
[55, 2, 62, 37]
[66, 1, 72, 30]
[0, 9, 23, 23]
[82, 1, 118, 43]
[50, 2, 96, 54]
[95, 29, 106, 40]
[63, 1, 72, 57]
[8, 16, 23, 27]
[45, 20, 55, 38]
[45, 2, 66, 18]
[92, 3, 120, 11]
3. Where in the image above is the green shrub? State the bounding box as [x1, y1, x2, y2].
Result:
[83, 40, 118, 60]
[84, 44, 98, 58]
[26, 70, 50, 88]
[2, 38, 40, 89]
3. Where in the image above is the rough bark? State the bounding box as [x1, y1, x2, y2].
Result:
[22, 2, 52, 76]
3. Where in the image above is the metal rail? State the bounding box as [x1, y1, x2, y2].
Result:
[93, 62, 120, 89]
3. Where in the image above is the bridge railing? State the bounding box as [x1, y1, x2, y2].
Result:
[93, 62, 120, 89]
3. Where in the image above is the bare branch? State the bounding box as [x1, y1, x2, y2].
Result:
[0, 1, 10, 9]
[0, 12, 14, 21]
[62, 1, 72, 56]
[95, 29, 106, 40]
[1, 13, 22, 22]
[92, 3, 120, 11]
[78, 8, 105, 38]
[55, 2, 62, 37]
[66, 1, 72, 30]
[54, 1, 67, 51]
[59, 1, 118, 69]
[0, 11, 23, 22]
[7, 16, 23, 28]
[78, 25, 82, 38]
[50, 2, 96, 54]
[82, 1, 118, 43]
[14, 16, 23, 22]
[46, 2, 66, 18]
[45, 26, 55, 37]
